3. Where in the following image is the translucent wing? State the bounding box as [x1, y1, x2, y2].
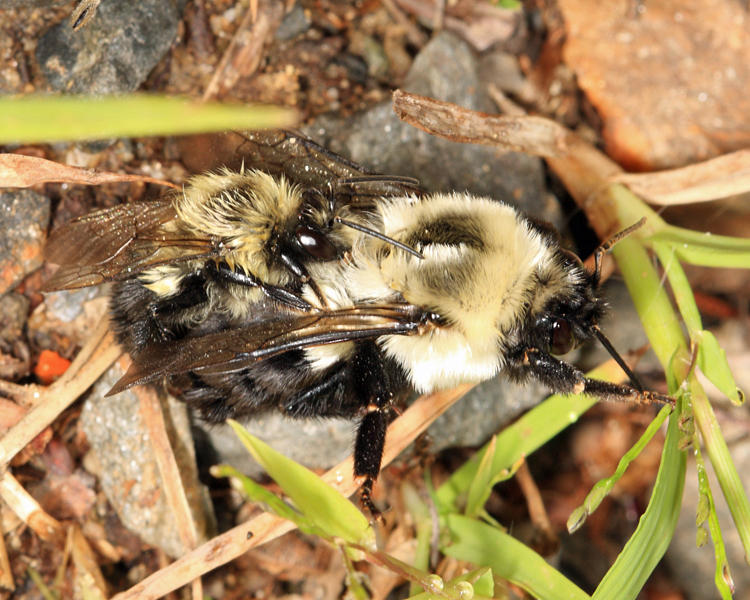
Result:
[43, 198, 215, 291]
[109, 304, 427, 394]
[180, 129, 424, 205]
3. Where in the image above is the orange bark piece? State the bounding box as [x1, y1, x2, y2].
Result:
[34, 349, 72, 384]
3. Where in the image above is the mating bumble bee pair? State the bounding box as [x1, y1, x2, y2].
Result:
[44, 130, 671, 514]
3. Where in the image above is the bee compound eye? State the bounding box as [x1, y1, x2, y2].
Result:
[295, 225, 338, 260]
[550, 318, 576, 355]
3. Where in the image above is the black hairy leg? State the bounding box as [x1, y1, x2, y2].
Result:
[511, 347, 674, 406]
[349, 343, 406, 519]
[210, 262, 312, 311]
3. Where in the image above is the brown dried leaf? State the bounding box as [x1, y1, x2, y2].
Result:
[613, 150, 750, 205]
[0, 154, 177, 189]
[392, 89, 570, 157]
[202, 0, 284, 101]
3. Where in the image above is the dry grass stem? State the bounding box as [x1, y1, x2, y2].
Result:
[0, 472, 64, 544]
[202, 0, 283, 101]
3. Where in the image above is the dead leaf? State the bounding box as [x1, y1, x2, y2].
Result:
[614, 150, 750, 205]
[0, 154, 177, 189]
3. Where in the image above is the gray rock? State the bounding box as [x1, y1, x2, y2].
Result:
[0, 189, 50, 294]
[309, 31, 551, 220]
[0, 292, 29, 345]
[80, 363, 214, 558]
[427, 378, 546, 453]
[204, 415, 355, 480]
[36, 0, 187, 94]
[275, 2, 311, 41]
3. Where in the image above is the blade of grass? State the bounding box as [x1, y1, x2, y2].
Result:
[694, 445, 734, 598]
[652, 242, 741, 405]
[650, 226, 750, 269]
[435, 361, 622, 513]
[444, 515, 590, 600]
[0, 95, 297, 144]
[592, 402, 686, 599]
[612, 186, 750, 564]
[568, 404, 672, 533]
[227, 420, 374, 547]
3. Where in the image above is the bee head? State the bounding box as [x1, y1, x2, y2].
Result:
[529, 264, 606, 357]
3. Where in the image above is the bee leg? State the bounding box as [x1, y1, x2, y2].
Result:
[354, 406, 388, 521]
[350, 343, 399, 521]
[278, 252, 328, 308]
[211, 262, 312, 311]
[520, 348, 673, 406]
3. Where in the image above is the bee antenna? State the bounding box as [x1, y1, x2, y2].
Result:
[335, 217, 424, 260]
[591, 325, 644, 391]
[592, 217, 646, 287]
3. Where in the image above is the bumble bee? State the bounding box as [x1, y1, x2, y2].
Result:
[46, 130, 672, 514]
[81, 150, 671, 513]
[44, 130, 421, 359]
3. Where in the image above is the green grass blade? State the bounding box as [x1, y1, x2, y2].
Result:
[211, 464, 316, 533]
[227, 420, 374, 547]
[0, 94, 297, 144]
[690, 384, 750, 564]
[444, 515, 590, 600]
[568, 405, 672, 532]
[650, 226, 750, 269]
[614, 196, 750, 563]
[694, 446, 735, 598]
[406, 568, 494, 600]
[402, 483, 435, 597]
[696, 330, 743, 405]
[652, 242, 742, 405]
[436, 362, 625, 512]
[652, 242, 703, 333]
[592, 409, 686, 599]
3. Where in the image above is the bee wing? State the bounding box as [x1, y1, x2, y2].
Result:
[237, 129, 424, 203]
[43, 199, 215, 290]
[181, 129, 423, 204]
[108, 305, 425, 395]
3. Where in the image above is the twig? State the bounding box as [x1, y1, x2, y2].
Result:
[381, 0, 428, 48]
[515, 461, 554, 540]
[0, 519, 13, 591]
[70, 0, 101, 31]
[487, 83, 526, 117]
[202, 0, 283, 101]
[137, 385, 203, 599]
[112, 383, 474, 599]
[0, 471, 64, 544]
[391, 89, 624, 239]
